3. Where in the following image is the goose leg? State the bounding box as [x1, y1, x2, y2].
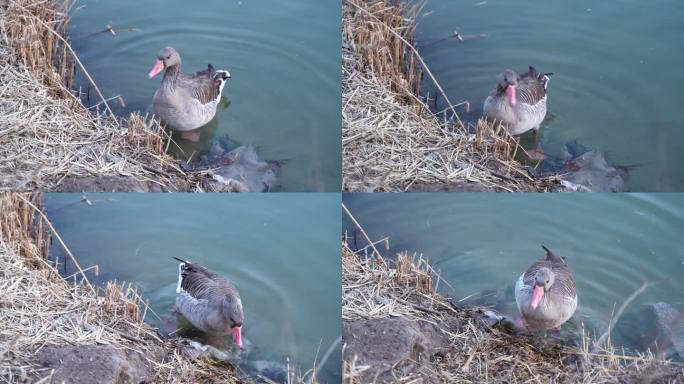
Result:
[527, 128, 547, 161]
[180, 130, 201, 142]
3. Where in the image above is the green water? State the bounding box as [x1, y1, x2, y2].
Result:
[68, 0, 341, 191]
[45, 193, 342, 383]
[343, 193, 684, 350]
[416, 0, 684, 191]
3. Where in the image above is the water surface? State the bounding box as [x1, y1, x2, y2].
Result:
[343, 193, 684, 353]
[68, 0, 341, 191]
[46, 193, 342, 383]
[416, 0, 684, 191]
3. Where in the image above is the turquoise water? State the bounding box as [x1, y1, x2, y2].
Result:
[343, 193, 684, 350]
[68, 0, 341, 191]
[45, 193, 342, 383]
[416, 0, 684, 191]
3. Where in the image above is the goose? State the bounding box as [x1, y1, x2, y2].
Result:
[173, 257, 243, 348]
[483, 66, 552, 160]
[148, 47, 231, 142]
[514, 246, 577, 331]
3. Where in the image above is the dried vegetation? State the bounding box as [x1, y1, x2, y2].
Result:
[341, 235, 684, 383]
[342, 0, 560, 191]
[0, 193, 242, 382]
[0, 0, 200, 191]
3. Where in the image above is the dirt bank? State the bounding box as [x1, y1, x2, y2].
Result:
[341, 0, 560, 192]
[341, 238, 683, 383]
[0, 193, 243, 383]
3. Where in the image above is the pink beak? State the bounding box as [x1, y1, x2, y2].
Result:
[506, 84, 517, 106]
[148, 60, 164, 79]
[232, 326, 243, 348]
[530, 285, 544, 310]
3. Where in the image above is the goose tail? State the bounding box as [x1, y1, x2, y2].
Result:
[173, 257, 187, 293]
[215, 69, 231, 98]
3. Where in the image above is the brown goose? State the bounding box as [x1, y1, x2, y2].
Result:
[148, 47, 230, 142]
[483, 66, 551, 160]
[514, 246, 577, 331]
[173, 257, 243, 348]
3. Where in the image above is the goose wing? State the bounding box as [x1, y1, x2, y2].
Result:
[517, 66, 550, 106]
[177, 64, 227, 105]
[177, 260, 240, 303]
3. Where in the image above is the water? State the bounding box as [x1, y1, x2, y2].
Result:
[68, 0, 341, 191]
[415, 0, 684, 191]
[343, 193, 684, 352]
[45, 193, 342, 383]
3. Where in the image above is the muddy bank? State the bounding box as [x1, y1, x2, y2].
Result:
[341, 240, 684, 383]
[0, 193, 245, 383]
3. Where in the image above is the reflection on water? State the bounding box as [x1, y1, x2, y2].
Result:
[416, 0, 684, 191]
[343, 193, 684, 356]
[69, 0, 341, 191]
[45, 193, 342, 383]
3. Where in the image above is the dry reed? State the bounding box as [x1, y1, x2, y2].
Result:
[342, 239, 684, 383]
[0, 0, 200, 191]
[342, 0, 560, 192]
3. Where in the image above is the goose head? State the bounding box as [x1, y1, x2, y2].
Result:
[496, 69, 519, 106]
[223, 296, 244, 348]
[148, 46, 181, 79]
[530, 266, 555, 310]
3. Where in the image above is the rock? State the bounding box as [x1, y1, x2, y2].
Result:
[179, 339, 233, 363]
[243, 360, 289, 384]
[558, 142, 630, 192]
[616, 302, 684, 361]
[342, 316, 450, 383]
[528, 141, 631, 192]
[185, 136, 280, 192]
[34, 345, 157, 384]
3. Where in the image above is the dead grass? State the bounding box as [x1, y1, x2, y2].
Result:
[342, 0, 560, 192]
[0, 192, 242, 383]
[0, 0, 201, 191]
[342, 238, 684, 383]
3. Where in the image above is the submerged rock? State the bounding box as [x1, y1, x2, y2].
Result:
[615, 302, 684, 361]
[342, 316, 450, 383]
[34, 345, 158, 384]
[557, 142, 630, 192]
[188, 135, 281, 192]
[529, 141, 631, 192]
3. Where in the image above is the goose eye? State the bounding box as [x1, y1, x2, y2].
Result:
[166, 55, 171, 60]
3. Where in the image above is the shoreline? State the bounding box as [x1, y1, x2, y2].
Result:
[0, 0, 246, 192]
[341, 0, 559, 192]
[0, 193, 244, 383]
[340, 234, 683, 382]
